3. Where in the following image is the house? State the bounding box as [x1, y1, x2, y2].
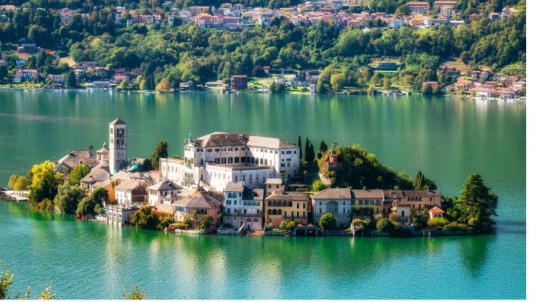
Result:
[233, 4, 244, 11]
[0, 5, 17, 11]
[309, 84, 317, 94]
[422, 81, 439, 89]
[17, 43, 40, 54]
[147, 180, 182, 206]
[80, 167, 111, 192]
[389, 19, 403, 28]
[113, 75, 129, 84]
[206, 80, 224, 87]
[115, 68, 126, 76]
[406, 2, 430, 13]
[222, 182, 264, 231]
[263, 66, 270, 74]
[311, 188, 353, 226]
[190, 6, 210, 16]
[83, 62, 98, 69]
[488, 12, 501, 21]
[53, 145, 102, 174]
[265, 178, 286, 194]
[501, 7, 519, 19]
[231, 75, 248, 90]
[514, 80, 526, 87]
[179, 81, 193, 90]
[73, 69, 85, 78]
[469, 14, 480, 21]
[429, 206, 445, 219]
[13, 69, 37, 83]
[351, 188, 385, 217]
[172, 191, 223, 232]
[434, 1, 457, 10]
[116, 6, 125, 13]
[265, 191, 310, 228]
[437, 65, 460, 76]
[505, 76, 519, 86]
[93, 81, 111, 89]
[382, 189, 443, 219]
[115, 179, 149, 206]
[48, 75, 66, 82]
[440, 6, 456, 16]
[371, 62, 399, 71]
[94, 67, 109, 76]
[130, 68, 141, 75]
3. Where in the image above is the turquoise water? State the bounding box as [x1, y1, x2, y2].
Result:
[0, 91, 526, 299]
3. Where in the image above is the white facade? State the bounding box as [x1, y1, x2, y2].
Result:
[109, 118, 128, 174]
[161, 132, 300, 192]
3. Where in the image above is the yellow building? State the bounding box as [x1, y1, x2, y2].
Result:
[265, 191, 310, 228]
[350, 188, 385, 217]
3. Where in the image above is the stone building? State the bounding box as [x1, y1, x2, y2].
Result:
[109, 118, 128, 174]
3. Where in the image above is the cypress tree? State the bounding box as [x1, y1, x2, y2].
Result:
[308, 140, 315, 162]
[304, 137, 310, 161]
[414, 171, 424, 190]
[297, 135, 302, 160]
[319, 140, 327, 154]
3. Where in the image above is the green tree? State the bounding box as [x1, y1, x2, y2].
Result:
[68, 164, 91, 186]
[28, 161, 64, 207]
[312, 179, 326, 192]
[200, 215, 214, 230]
[8, 174, 19, 189]
[92, 187, 110, 206]
[460, 51, 471, 64]
[422, 83, 433, 95]
[13, 176, 28, 194]
[0, 66, 8, 81]
[395, 4, 411, 16]
[459, 174, 499, 221]
[389, 213, 401, 223]
[297, 135, 302, 160]
[376, 218, 395, 232]
[76, 196, 97, 216]
[319, 140, 328, 154]
[192, 210, 199, 229]
[117, 80, 128, 90]
[330, 73, 346, 92]
[132, 206, 160, 230]
[382, 78, 391, 89]
[319, 213, 337, 230]
[368, 84, 375, 94]
[54, 183, 86, 213]
[151, 140, 168, 169]
[140, 79, 147, 90]
[65, 70, 77, 88]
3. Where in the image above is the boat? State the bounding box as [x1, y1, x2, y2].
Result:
[75, 216, 86, 219]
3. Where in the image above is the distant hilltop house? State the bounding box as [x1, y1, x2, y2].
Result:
[17, 43, 40, 54]
[13, 69, 37, 83]
[371, 62, 400, 71]
[406, 2, 430, 13]
[231, 75, 248, 90]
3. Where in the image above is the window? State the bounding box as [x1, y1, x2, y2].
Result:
[343, 202, 346, 206]
[376, 208, 380, 214]
[241, 157, 246, 163]
[319, 202, 322, 206]
[297, 212, 299, 217]
[215, 149, 220, 152]
[351, 200, 355, 205]
[235, 148, 238, 151]
[242, 175, 245, 181]
[228, 193, 232, 198]
[358, 199, 363, 205]
[208, 149, 212, 152]
[235, 157, 239, 163]
[232, 193, 237, 198]
[257, 209, 260, 214]
[284, 211, 287, 218]
[260, 159, 263, 165]
[419, 204, 421, 209]
[291, 211, 294, 218]
[197, 148, 199, 152]
[228, 157, 233, 164]
[244, 209, 246, 214]
[275, 151, 278, 154]
[294, 151, 296, 154]
[297, 203, 300, 209]
[303, 203, 305, 209]
[256, 174, 259, 180]
[303, 211, 305, 217]
[364, 200, 369, 205]
[430, 197, 432, 201]
[287, 151, 291, 154]
[376, 199, 381, 205]
[281, 164, 285, 167]
[402, 210, 405, 217]
[249, 175, 252, 181]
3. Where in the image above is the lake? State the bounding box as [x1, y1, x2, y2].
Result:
[0, 91, 526, 299]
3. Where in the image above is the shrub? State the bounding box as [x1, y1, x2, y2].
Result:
[312, 179, 326, 192]
[265, 222, 273, 230]
[352, 218, 363, 226]
[444, 223, 459, 231]
[376, 218, 395, 233]
[427, 217, 449, 229]
[319, 213, 337, 230]
[286, 221, 296, 230]
[458, 223, 468, 231]
[468, 218, 481, 229]
[374, 214, 384, 222]
[389, 213, 401, 223]
[279, 220, 289, 230]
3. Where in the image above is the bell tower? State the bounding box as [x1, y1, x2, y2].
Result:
[109, 118, 128, 174]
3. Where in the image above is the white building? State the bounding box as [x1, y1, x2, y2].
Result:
[311, 188, 352, 226]
[222, 181, 264, 230]
[109, 118, 128, 174]
[147, 180, 182, 206]
[114, 179, 149, 206]
[160, 132, 300, 192]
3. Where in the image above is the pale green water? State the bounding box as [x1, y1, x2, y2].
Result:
[0, 91, 526, 299]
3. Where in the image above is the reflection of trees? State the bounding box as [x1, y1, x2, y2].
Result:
[457, 235, 495, 277]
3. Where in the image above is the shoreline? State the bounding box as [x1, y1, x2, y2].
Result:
[0, 199, 494, 239]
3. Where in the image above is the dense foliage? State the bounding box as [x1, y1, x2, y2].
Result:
[27, 161, 64, 207]
[67, 164, 91, 186]
[54, 182, 87, 213]
[319, 213, 336, 230]
[151, 140, 168, 169]
[132, 206, 161, 230]
[0, 1, 526, 87]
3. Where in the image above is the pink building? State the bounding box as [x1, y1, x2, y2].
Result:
[172, 191, 223, 233]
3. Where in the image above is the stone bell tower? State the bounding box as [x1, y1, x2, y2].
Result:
[109, 118, 128, 174]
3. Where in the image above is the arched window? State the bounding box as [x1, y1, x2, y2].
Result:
[277, 209, 282, 215]
[257, 202, 260, 206]
[278, 201, 282, 207]
[272, 209, 277, 215]
[222, 157, 226, 164]
[249, 175, 252, 181]
[289, 202, 292, 207]
[233, 193, 237, 198]
[283, 201, 287, 207]
[215, 158, 219, 164]
[256, 174, 259, 180]
[268, 201, 272, 206]
[228, 157, 233, 164]
[260, 158, 263, 165]
[235, 157, 239, 163]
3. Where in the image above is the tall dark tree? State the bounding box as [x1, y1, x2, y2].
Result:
[151, 140, 168, 169]
[319, 140, 328, 154]
[65, 70, 77, 88]
[460, 174, 499, 221]
[297, 135, 302, 160]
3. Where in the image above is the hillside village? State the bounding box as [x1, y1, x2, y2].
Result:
[0, 0, 526, 97]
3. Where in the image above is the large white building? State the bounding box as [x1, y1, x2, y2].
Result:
[160, 132, 300, 192]
[222, 181, 264, 230]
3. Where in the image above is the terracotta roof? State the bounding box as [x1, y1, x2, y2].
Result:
[429, 206, 445, 214]
[80, 168, 110, 184]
